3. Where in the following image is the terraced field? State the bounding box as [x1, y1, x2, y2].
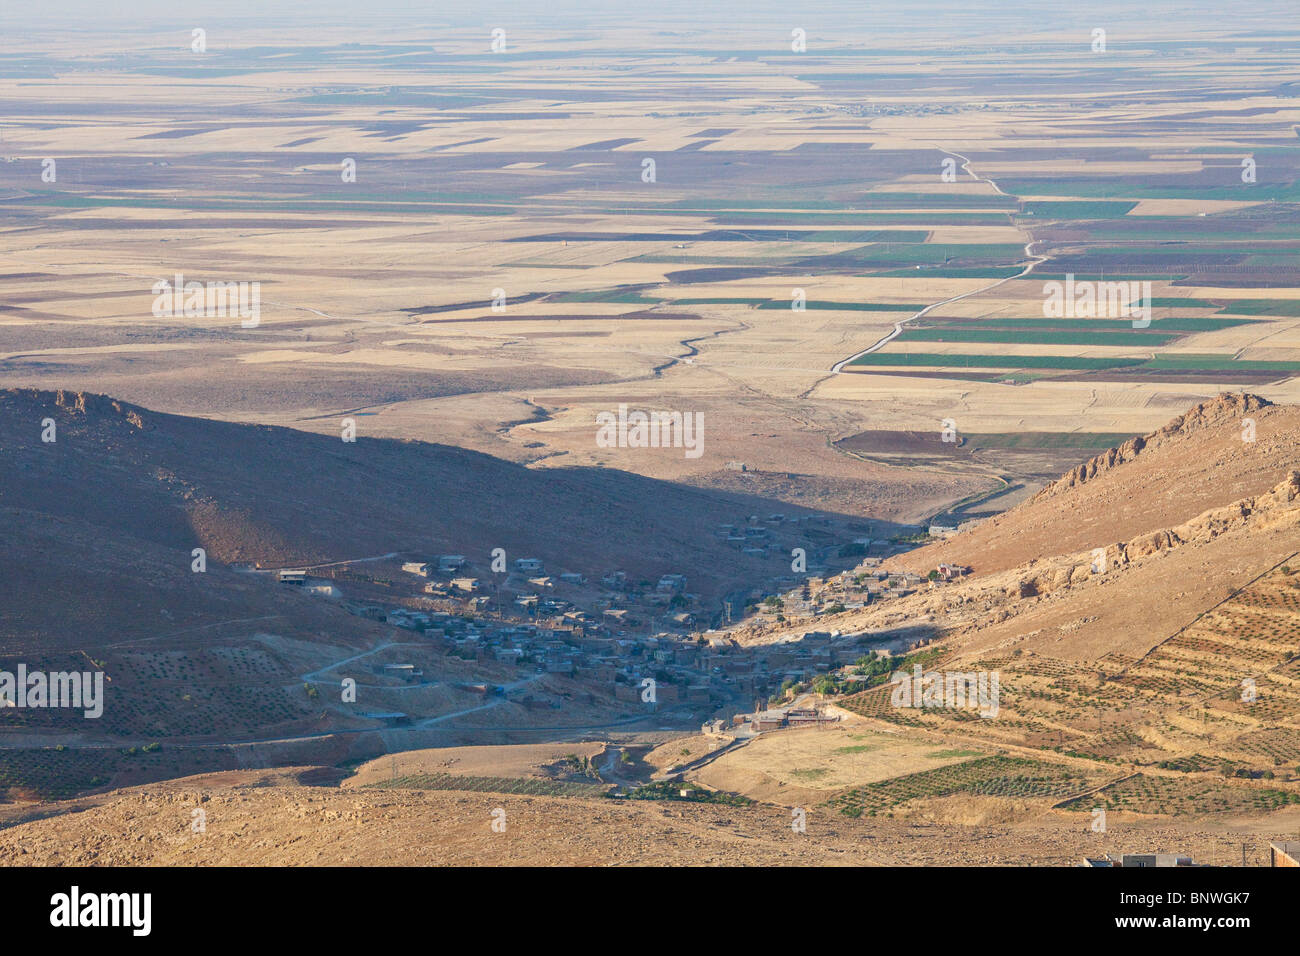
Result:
[837, 566, 1300, 773]
[826, 755, 1105, 817]
[0, 745, 240, 801]
[368, 772, 610, 798]
[1123, 567, 1300, 722]
[1063, 773, 1300, 816]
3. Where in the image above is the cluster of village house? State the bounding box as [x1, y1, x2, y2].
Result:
[262, 513, 974, 720]
[710, 511, 970, 559]
[272, 557, 881, 714]
[346, 610, 872, 712]
[713, 512, 806, 558]
[392, 555, 700, 629]
[265, 510, 973, 631]
[756, 559, 970, 621]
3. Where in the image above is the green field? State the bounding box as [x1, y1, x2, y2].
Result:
[1143, 355, 1300, 372]
[1001, 180, 1300, 203]
[852, 350, 1300, 375]
[964, 432, 1135, 450]
[850, 353, 1145, 370]
[551, 290, 663, 304]
[1213, 300, 1300, 317]
[1019, 200, 1138, 218]
[897, 328, 1177, 347]
[952, 317, 1252, 332]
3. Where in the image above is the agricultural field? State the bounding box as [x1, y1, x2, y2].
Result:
[835, 564, 1300, 781]
[0, 744, 242, 801]
[1063, 773, 1300, 816]
[826, 755, 1106, 817]
[688, 723, 989, 804]
[368, 772, 610, 799]
[3, 6, 1300, 513]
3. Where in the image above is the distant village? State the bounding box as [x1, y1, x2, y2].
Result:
[235, 510, 978, 723]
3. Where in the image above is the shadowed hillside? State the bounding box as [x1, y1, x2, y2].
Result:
[0, 386, 858, 645]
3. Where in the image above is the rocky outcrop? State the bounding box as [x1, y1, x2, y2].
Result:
[1009, 470, 1300, 599]
[1043, 434, 1147, 496]
[7, 388, 148, 429]
[1032, 392, 1272, 502]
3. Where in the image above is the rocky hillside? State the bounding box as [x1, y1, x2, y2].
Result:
[734, 394, 1300, 663]
[904, 392, 1298, 577]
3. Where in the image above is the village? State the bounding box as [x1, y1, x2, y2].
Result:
[237, 511, 975, 732]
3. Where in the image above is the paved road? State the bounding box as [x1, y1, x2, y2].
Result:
[830, 147, 1048, 373]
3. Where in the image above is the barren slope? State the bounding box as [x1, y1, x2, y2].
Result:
[905, 394, 1296, 576]
[0, 768, 1293, 867]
